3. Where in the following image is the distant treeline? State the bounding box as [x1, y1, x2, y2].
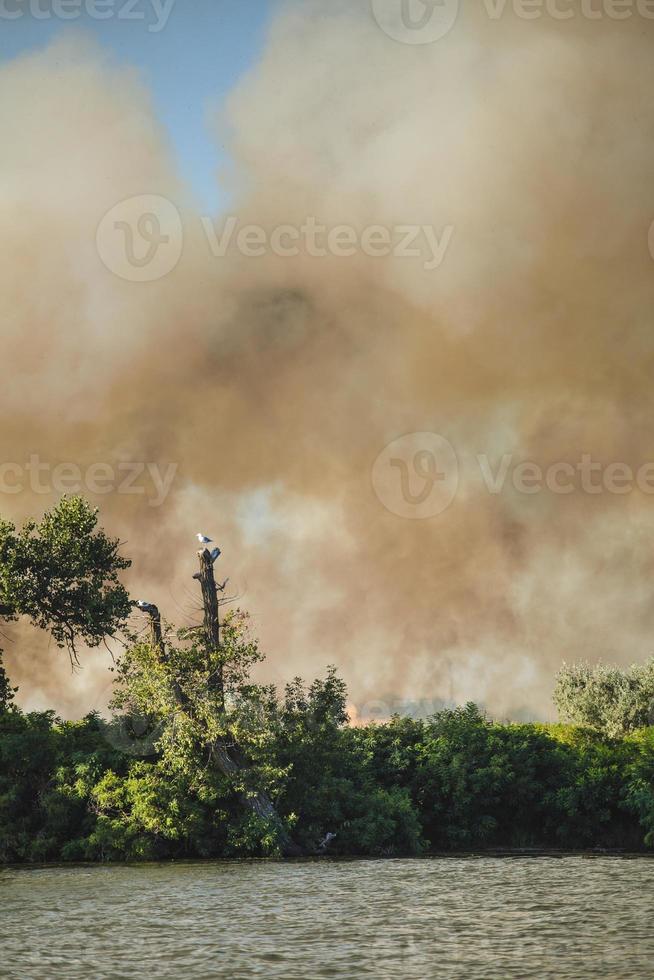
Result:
[2, 673, 653, 863]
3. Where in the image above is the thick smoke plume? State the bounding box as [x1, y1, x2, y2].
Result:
[2, 3, 654, 719]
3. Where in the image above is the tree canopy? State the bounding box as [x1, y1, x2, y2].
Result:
[0, 497, 131, 662]
[554, 659, 654, 737]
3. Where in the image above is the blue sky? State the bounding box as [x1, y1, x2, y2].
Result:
[0, 0, 277, 212]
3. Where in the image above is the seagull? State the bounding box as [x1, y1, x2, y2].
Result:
[210, 547, 221, 564]
[197, 533, 213, 545]
[136, 600, 155, 612]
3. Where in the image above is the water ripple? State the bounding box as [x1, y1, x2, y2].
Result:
[2, 856, 653, 979]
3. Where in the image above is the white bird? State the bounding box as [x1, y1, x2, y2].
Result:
[136, 600, 154, 611]
[196, 533, 213, 545]
[210, 547, 221, 563]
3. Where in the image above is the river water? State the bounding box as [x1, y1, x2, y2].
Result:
[2, 856, 652, 979]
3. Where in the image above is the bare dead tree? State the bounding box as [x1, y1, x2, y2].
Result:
[145, 605, 164, 653]
[196, 548, 224, 708]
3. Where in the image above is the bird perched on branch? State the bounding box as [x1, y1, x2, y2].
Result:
[210, 547, 221, 564]
[135, 600, 156, 613]
[196, 533, 213, 545]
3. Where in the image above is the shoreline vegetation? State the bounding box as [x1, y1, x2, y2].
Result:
[2, 702, 654, 864]
[4, 851, 654, 873]
[1, 498, 654, 864]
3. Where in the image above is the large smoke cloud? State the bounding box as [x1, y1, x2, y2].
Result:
[2, 2, 654, 720]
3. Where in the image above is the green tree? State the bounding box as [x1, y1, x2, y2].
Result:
[0, 650, 17, 713]
[623, 727, 654, 847]
[110, 609, 296, 856]
[0, 496, 131, 664]
[554, 659, 654, 737]
[272, 672, 424, 856]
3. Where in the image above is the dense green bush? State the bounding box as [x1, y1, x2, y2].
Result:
[352, 706, 650, 852]
[2, 683, 654, 863]
[554, 659, 654, 736]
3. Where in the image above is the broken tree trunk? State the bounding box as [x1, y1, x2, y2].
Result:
[142, 563, 303, 858]
[143, 602, 192, 714]
[146, 605, 164, 652]
[194, 547, 302, 856]
[197, 549, 224, 708]
[209, 739, 303, 853]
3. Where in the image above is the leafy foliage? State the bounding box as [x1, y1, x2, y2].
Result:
[554, 659, 654, 737]
[622, 727, 654, 847]
[273, 671, 424, 856]
[0, 651, 17, 713]
[2, 682, 654, 862]
[111, 610, 288, 806]
[0, 497, 131, 660]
